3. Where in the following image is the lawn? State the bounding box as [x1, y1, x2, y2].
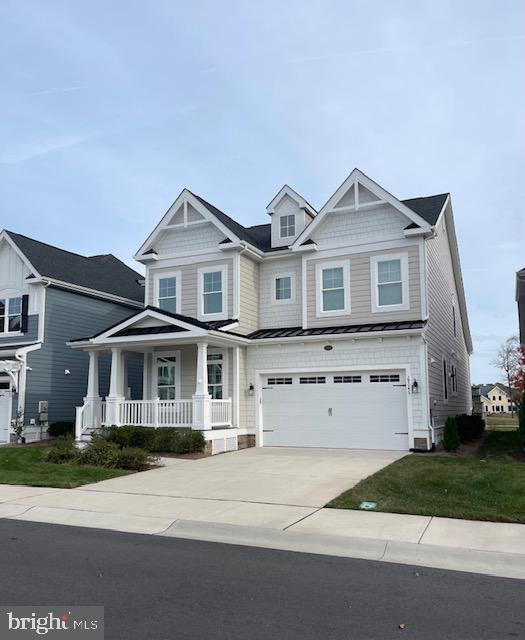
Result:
[327, 431, 525, 523]
[0, 446, 132, 489]
[486, 414, 518, 430]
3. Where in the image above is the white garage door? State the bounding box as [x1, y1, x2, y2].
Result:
[262, 370, 409, 451]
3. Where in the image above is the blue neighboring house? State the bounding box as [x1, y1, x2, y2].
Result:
[0, 230, 144, 443]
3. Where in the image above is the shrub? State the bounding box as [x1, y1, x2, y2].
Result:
[443, 416, 461, 451]
[102, 426, 205, 454]
[43, 436, 78, 464]
[79, 436, 120, 468]
[455, 414, 485, 443]
[117, 447, 157, 470]
[101, 426, 157, 451]
[48, 422, 74, 438]
[519, 396, 525, 451]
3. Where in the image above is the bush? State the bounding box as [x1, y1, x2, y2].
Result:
[455, 414, 485, 443]
[443, 416, 461, 451]
[519, 396, 525, 451]
[117, 447, 158, 470]
[43, 436, 78, 464]
[102, 426, 205, 454]
[48, 422, 74, 438]
[79, 436, 120, 468]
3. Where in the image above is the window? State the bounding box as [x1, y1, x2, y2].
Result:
[492, 396, 496, 401]
[0, 296, 22, 333]
[299, 377, 326, 384]
[275, 276, 292, 302]
[267, 377, 293, 385]
[199, 265, 227, 319]
[499, 395, 502, 401]
[370, 374, 401, 383]
[316, 261, 350, 316]
[207, 353, 223, 399]
[451, 365, 458, 393]
[158, 276, 178, 313]
[156, 356, 177, 400]
[443, 359, 448, 400]
[453, 306, 457, 337]
[334, 375, 362, 383]
[279, 214, 295, 238]
[371, 253, 409, 312]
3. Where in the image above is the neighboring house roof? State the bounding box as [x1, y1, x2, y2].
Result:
[4, 231, 144, 303]
[248, 320, 426, 340]
[194, 192, 448, 254]
[478, 383, 520, 401]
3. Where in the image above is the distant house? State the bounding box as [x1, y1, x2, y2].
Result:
[0, 230, 144, 443]
[478, 383, 518, 414]
[517, 268, 525, 346]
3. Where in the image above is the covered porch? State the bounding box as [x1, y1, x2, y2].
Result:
[69, 308, 250, 444]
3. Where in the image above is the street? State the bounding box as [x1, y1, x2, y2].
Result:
[0, 520, 524, 639]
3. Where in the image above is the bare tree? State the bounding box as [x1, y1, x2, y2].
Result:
[491, 335, 520, 415]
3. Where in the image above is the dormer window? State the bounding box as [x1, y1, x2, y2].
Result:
[280, 214, 295, 238]
[0, 296, 22, 333]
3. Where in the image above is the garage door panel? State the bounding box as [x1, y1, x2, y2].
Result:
[262, 371, 409, 451]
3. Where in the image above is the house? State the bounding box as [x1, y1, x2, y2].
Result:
[478, 383, 518, 414]
[70, 168, 472, 454]
[0, 230, 144, 443]
[517, 268, 525, 346]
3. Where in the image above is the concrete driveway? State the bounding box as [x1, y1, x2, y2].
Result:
[81, 447, 405, 508]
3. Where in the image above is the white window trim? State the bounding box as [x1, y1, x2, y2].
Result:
[442, 357, 449, 403]
[279, 214, 296, 239]
[370, 252, 410, 313]
[152, 350, 181, 400]
[272, 272, 295, 305]
[207, 348, 229, 399]
[198, 264, 228, 321]
[315, 260, 351, 317]
[153, 271, 181, 314]
[0, 292, 23, 335]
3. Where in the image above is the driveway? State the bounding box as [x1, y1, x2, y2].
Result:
[81, 447, 405, 508]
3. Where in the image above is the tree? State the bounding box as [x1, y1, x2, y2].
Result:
[443, 416, 460, 451]
[512, 347, 525, 400]
[491, 336, 521, 415]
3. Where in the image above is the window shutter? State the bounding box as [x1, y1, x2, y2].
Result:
[21, 294, 29, 333]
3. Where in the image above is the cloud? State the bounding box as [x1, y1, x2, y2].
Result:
[0, 135, 94, 164]
[24, 85, 89, 97]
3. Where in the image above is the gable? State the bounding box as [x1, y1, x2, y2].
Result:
[0, 237, 33, 294]
[152, 223, 227, 255]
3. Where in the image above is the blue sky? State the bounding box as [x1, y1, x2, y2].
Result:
[1, 0, 523, 382]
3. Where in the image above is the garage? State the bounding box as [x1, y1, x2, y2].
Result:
[261, 370, 409, 451]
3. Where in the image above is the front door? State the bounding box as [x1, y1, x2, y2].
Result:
[156, 355, 178, 400]
[0, 381, 12, 443]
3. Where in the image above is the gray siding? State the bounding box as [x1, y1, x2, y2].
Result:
[425, 206, 471, 428]
[305, 244, 422, 328]
[0, 314, 38, 346]
[258, 256, 302, 329]
[237, 254, 259, 334]
[25, 287, 142, 424]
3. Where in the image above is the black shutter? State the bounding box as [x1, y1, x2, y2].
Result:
[21, 294, 29, 333]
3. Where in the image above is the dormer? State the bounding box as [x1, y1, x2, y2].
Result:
[266, 185, 316, 249]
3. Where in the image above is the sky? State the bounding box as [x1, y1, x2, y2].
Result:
[0, 0, 523, 383]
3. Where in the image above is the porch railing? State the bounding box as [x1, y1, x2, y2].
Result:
[210, 399, 232, 426]
[117, 399, 193, 428]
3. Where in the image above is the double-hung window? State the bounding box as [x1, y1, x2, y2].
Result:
[157, 274, 180, 313]
[0, 296, 22, 333]
[371, 253, 409, 312]
[199, 265, 227, 319]
[274, 274, 294, 303]
[316, 261, 350, 316]
[279, 214, 295, 238]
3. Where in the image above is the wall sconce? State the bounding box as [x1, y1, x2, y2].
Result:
[412, 379, 419, 394]
[64, 369, 71, 376]
[247, 383, 255, 395]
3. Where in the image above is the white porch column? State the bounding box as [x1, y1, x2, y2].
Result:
[192, 341, 211, 430]
[232, 346, 240, 428]
[105, 348, 124, 426]
[83, 350, 101, 428]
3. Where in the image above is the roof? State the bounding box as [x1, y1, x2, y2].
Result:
[247, 320, 426, 340]
[194, 192, 448, 253]
[478, 383, 520, 400]
[4, 231, 144, 303]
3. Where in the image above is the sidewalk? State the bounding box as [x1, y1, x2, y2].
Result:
[1, 482, 525, 580]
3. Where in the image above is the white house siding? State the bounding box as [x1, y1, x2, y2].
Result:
[425, 205, 471, 430]
[152, 222, 226, 255]
[147, 259, 234, 318]
[305, 244, 422, 328]
[311, 203, 409, 246]
[237, 254, 259, 335]
[243, 336, 429, 447]
[258, 256, 302, 328]
[0, 240, 45, 316]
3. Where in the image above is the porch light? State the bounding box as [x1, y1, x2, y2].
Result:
[248, 383, 255, 395]
[412, 379, 419, 394]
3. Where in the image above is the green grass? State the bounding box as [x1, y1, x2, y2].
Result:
[0, 447, 132, 488]
[486, 414, 518, 429]
[327, 431, 525, 523]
